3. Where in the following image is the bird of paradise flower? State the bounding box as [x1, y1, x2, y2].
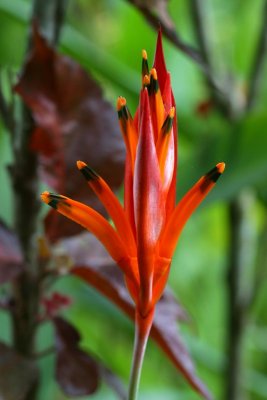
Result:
[41, 31, 225, 400]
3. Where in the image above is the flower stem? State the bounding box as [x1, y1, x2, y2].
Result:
[128, 308, 154, 400]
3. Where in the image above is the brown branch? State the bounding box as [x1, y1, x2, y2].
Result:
[189, 0, 214, 91]
[9, 1, 68, 400]
[11, 0, 68, 348]
[187, 4, 253, 398]
[189, 0, 230, 115]
[223, 2, 267, 397]
[225, 198, 249, 400]
[246, 0, 267, 111]
[127, 0, 202, 63]
[125, 0, 225, 101]
[250, 209, 267, 307]
[189, 0, 211, 68]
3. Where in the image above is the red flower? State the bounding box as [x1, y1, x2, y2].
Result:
[41, 31, 225, 320]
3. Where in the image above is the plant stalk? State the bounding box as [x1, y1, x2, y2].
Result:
[246, 0, 267, 111]
[128, 308, 154, 400]
[225, 193, 258, 400]
[8, 1, 68, 399]
[225, 198, 246, 400]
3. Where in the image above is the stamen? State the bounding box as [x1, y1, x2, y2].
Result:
[41, 192, 69, 209]
[142, 49, 147, 60]
[216, 162, 226, 174]
[77, 161, 99, 181]
[143, 74, 150, 89]
[145, 68, 165, 140]
[117, 97, 138, 171]
[142, 49, 149, 78]
[200, 162, 226, 191]
[160, 107, 175, 136]
[117, 96, 128, 119]
[149, 68, 159, 94]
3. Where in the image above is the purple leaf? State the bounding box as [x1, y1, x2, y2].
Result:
[53, 316, 127, 398]
[53, 317, 99, 396]
[14, 25, 125, 242]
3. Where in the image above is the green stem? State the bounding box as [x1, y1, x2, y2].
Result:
[128, 308, 154, 400]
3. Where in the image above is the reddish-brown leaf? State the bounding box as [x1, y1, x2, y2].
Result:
[0, 221, 24, 284]
[0, 342, 38, 400]
[14, 26, 125, 241]
[53, 317, 126, 399]
[57, 233, 211, 399]
[53, 317, 99, 396]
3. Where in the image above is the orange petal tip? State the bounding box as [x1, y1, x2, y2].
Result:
[169, 106, 175, 119]
[117, 96, 126, 111]
[79, 164, 99, 181]
[40, 192, 67, 209]
[143, 74, 150, 86]
[216, 162, 225, 174]
[40, 191, 50, 204]
[150, 68, 158, 80]
[204, 162, 225, 185]
[142, 49, 147, 60]
[77, 160, 87, 170]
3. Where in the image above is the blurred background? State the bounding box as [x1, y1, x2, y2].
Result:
[1, 0, 267, 399]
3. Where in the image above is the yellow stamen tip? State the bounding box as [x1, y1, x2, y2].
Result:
[169, 107, 175, 119]
[117, 96, 126, 111]
[216, 162, 226, 174]
[150, 68, 158, 80]
[40, 191, 50, 204]
[142, 49, 147, 60]
[143, 74, 150, 86]
[77, 160, 87, 170]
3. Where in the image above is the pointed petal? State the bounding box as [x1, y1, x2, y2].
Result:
[124, 153, 136, 238]
[159, 163, 225, 259]
[141, 49, 149, 79]
[152, 256, 171, 305]
[164, 130, 177, 219]
[161, 72, 172, 110]
[41, 191, 138, 283]
[134, 89, 165, 310]
[77, 161, 136, 257]
[161, 73, 178, 219]
[156, 107, 175, 194]
[153, 29, 168, 93]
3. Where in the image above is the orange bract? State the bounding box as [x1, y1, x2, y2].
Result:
[41, 31, 225, 317]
